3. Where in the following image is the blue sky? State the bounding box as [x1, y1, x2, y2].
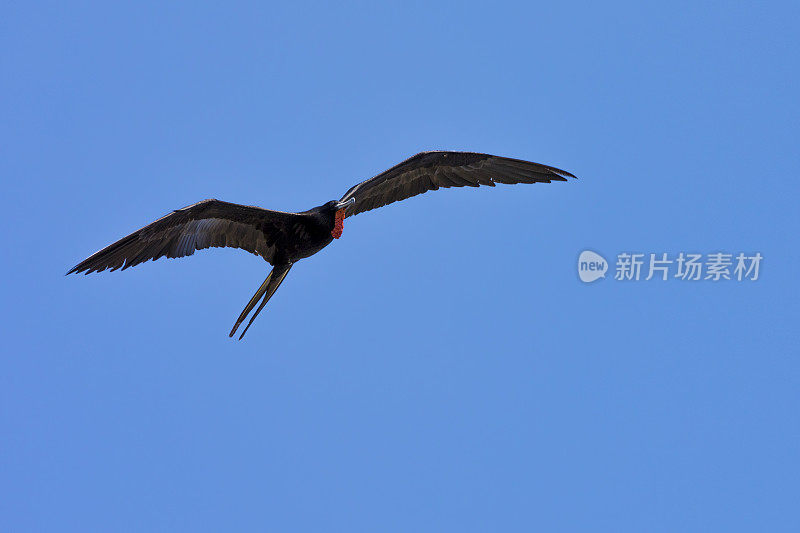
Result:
[2, 1, 798, 531]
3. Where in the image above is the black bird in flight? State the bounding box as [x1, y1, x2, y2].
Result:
[68, 151, 576, 339]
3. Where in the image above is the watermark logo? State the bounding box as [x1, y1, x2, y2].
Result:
[577, 251, 762, 283]
[578, 250, 608, 283]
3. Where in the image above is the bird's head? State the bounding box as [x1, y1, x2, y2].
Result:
[325, 198, 355, 239]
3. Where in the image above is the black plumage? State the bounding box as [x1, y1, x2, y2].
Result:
[68, 151, 576, 338]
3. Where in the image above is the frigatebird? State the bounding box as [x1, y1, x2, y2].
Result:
[68, 151, 576, 339]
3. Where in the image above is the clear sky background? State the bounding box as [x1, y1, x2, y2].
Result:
[2, 1, 798, 531]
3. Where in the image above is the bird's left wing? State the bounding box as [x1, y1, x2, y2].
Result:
[67, 199, 299, 274]
[339, 151, 576, 217]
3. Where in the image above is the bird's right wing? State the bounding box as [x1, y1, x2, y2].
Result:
[67, 199, 299, 274]
[339, 151, 576, 217]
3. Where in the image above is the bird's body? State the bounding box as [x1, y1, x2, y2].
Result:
[69, 151, 576, 338]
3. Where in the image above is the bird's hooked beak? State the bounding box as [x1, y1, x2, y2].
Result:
[335, 198, 356, 211]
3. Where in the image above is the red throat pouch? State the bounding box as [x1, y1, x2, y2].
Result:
[332, 209, 345, 239]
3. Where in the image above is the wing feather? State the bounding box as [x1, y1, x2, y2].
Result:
[340, 151, 576, 217]
[67, 199, 299, 274]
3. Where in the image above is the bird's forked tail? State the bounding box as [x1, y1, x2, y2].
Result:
[229, 263, 293, 340]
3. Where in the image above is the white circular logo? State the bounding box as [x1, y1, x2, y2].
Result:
[578, 250, 607, 283]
